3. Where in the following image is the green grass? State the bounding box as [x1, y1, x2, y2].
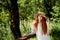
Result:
[0, 20, 60, 40]
[20, 20, 60, 40]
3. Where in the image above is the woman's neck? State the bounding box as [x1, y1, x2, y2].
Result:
[38, 21, 42, 26]
[38, 20, 42, 23]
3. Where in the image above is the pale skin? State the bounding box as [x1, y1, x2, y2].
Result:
[38, 15, 43, 24]
[46, 18, 50, 35]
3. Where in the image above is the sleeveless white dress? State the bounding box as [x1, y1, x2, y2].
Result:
[31, 24, 50, 40]
[36, 24, 50, 40]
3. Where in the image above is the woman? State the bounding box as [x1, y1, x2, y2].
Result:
[31, 12, 50, 40]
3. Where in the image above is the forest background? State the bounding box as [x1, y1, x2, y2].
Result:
[0, 0, 60, 40]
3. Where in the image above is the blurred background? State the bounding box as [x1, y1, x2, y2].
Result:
[0, 0, 60, 40]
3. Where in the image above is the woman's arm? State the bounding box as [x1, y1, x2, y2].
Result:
[31, 21, 36, 33]
[46, 18, 50, 35]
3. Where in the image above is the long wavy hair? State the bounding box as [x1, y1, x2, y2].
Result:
[33, 13, 47, 34]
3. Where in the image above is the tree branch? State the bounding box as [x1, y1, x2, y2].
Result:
[17, 33, 36, 40]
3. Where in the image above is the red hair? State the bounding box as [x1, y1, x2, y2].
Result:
[33, 13, 47, 34]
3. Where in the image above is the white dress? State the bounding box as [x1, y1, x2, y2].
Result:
[31, 23, 50, 40]
[36, 24, 50, 40]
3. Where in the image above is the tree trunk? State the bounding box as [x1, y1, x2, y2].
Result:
[10, 0, 21, 40]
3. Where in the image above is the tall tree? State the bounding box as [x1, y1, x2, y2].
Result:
[9, 0, 21, 40]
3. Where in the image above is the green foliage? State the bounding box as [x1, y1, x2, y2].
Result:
[0, 6, 14, 40]
[0, 23, 14, 40]
[50, 21, 60, 40]
[0, 0, 60, 40]
[0, 9, 9, 23]
[50, 0, 60, 23]
[18, 0, 40, 20]
[20, 20, 36, 40]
